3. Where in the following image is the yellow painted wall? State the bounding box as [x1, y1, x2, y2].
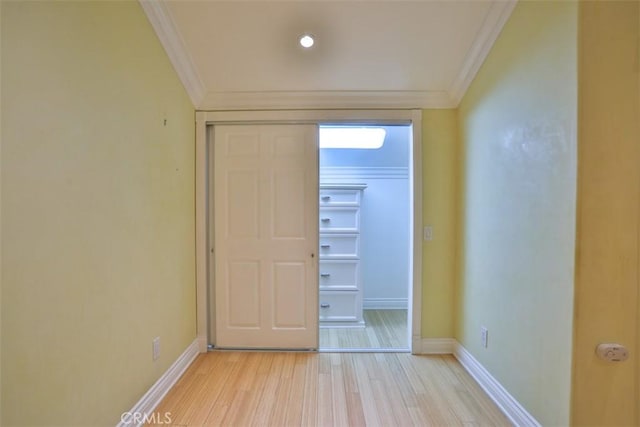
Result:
[1, 1, 195, 425]
[457, 2, 577, 425]
[0, 1, 3, 421]
[421, 109, 457, 337]
[572, 2, 640, 424]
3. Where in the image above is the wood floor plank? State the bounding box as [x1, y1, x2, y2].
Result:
[373, 354, 414, 425]
[283, 354, 308, 426]
[341, 355, 366, 425]
[183, 353, 235, 425]
[300, 353, 318, 426]
[218, 353, 264, 425]
[330, 359, 349, 427]
[319, 309, 408, 350]
[351, 354, 382, 427]
[149, 351, 512, 427]
[345, 390, 367, 427]
[238, 352, 276, 425]
[152, 355, 207, 417]
[317, 372, 333, 426]
[384, 353, 420, 409]
[340, 353, 360, 394]
[402, 355, 467, 426]
[267, 354, 295, 426]
[201, 353, 250, 425]
[250, 353, 285, 426]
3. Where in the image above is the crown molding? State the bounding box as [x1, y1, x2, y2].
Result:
[141, 0, 515, 110]
[320, 167, 409, 180]
[448, 0, 517, 106]
[139, 0, 206, 107]
[199, 90, 456, 111]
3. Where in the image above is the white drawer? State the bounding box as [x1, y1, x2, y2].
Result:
[319, 207, 359, 232]
[319, 260, 359, 290]
[319, 189, 361, 206]
[319, 291, 359, 322]
[319, 234, 359, 258]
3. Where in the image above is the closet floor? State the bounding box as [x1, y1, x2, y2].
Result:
[319, 309, 408, 350]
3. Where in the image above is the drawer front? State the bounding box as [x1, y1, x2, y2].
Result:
[319, 235, 359, 258]
[319, 189, 361, 206]
[319, 291, 359, 321]
[319, 260, 359, 290]
[319, 207, 359, 232]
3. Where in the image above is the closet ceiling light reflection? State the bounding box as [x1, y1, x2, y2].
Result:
[319, 127, 386, 149]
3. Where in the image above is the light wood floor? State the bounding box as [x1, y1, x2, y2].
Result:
[320, 309, 408, 350]
[149, 352, 512, 426]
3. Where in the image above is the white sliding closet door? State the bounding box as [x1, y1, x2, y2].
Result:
[214, 124, 318, 349]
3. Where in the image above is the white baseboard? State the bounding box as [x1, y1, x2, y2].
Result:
[453, 343, 541, 427]
[118, 339, 200, 427]
[363, 298, 408, 310]
[418, 338, 457, 354]
[414, 339, 540, 426]
[117, 336, 539, 427]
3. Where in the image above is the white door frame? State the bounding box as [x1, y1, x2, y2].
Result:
[195, 109, 423, 353]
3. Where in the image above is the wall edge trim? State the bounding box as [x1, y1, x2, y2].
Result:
[117, 339, 200, 427]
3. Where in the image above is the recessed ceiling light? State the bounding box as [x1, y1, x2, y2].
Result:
[299, 34, 315, 49]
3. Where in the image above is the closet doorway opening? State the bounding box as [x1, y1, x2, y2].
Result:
[195, 109, 422, 354]
[318, 124, 412, 352]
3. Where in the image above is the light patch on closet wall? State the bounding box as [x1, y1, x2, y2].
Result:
[319, 126, 386, 149]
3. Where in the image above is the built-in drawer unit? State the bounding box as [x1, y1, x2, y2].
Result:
[319, 234, 359, 259]
[319, 260, 359, 291]
[319, 184, 366, 327]
[318, 291, 360, 323]
[319, 188, 362, 206]
[319, 207, 360, 233]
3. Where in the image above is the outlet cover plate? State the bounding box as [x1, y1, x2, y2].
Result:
[481, 327, 488, 348]
[152, 337, 160, 360]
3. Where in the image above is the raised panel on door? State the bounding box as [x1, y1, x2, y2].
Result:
[227, 170, 260, 239]
[214, 124, 318, 349]
[227, 261, 260, 327]
[273, 168, 306, 239]
[273, 261, 307, 328]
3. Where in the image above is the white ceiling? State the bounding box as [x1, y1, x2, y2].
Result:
[141, 0, 516, 110]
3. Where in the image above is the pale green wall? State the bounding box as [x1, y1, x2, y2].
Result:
[457, 2, 577, 425]
[421, 110, 457, 338]
[1, 1, 195, 425]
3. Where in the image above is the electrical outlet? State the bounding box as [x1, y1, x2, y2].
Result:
[152, 337, 160, 361]
[423, 226, 433, 241]
[481, 327, 488, 348]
